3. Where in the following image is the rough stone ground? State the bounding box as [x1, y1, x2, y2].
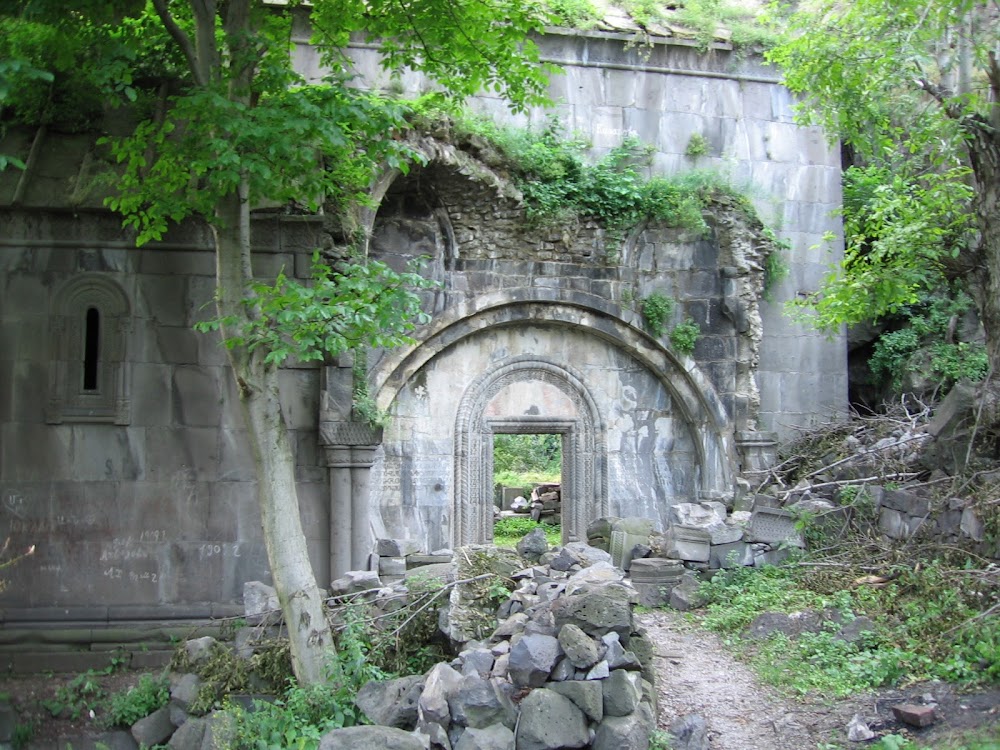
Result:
[639, 609, 1000, 749]
[5, 611, 1000, 748]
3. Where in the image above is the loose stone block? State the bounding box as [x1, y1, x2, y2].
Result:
[602, 669, 642, 717]
[709, 540, 753, 569]
[662, 525, 711, 563]
[376, 538, 422, 557]
[131, 707, 175, 748]
[546, 679, 604, 723]
[378, 556, 407, 577]
[891, 703, 936, 728]
[748, 507, 801, 546]
[514, 689, 589, 750]
[508, 633, 562, 688]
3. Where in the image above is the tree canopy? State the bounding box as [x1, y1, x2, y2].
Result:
[1, 0, 557, 685]
[767, 0, 1000, 376]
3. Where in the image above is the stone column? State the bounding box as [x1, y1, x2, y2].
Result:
[736, 430, 778, 473]
[324, 447, 354, 582]
[350, 446, 378, 571]
[321, 423, 383, 580]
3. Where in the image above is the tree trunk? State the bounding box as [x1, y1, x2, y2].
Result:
[213, 188, 334, 685]
[238, 354, 334, 685]
[966, 119, 1000, 377]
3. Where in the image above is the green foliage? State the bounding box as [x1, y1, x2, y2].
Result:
[672, 0, 782, 51]
[649, 728, 675, 750]
[868, 292, 989, 392]
[494, 469, 560, 488]
[768, 0, 994, 339]
[41, 670, 108, 721]
[11, 720, 34, 750]
[311, 0, 554, 114]
[453, 117, 728, 239]
[750, 628, 909, 697]
[493, 517, 562, 548]
[699, 558, 1000, 696]
[104, 674, 169, 728]
[788, 162, 975, 331]
[104, 80, 417, 244]
[493, 516, 543, 538]
[684, 133, 709, 158]
[669, 317, 700, 355]
[762, 239, 790, 302]
[171, 639, 291, 715]
[194, 252, 437, 368]
[699, 565, 827, 635]
[544, 0, 603, 29]
[493, 434, 561, 478]
[351, 352, 389, 429]
[360, 575, 450, 677]
[641, 292, 675, 338]
[226, 681, 364, 750]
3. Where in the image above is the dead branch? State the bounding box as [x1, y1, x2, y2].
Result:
[775, 473, 921, 499]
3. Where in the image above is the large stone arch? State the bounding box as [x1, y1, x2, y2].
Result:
[454, 357, 607, 546]
[371, 289, 734, 497]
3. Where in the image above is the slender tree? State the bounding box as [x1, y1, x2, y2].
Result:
[768, 0, 1000, 376]
[1, 0, 552, 683]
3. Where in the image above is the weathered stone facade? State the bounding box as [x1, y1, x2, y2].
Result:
[0, 29, 846, 630]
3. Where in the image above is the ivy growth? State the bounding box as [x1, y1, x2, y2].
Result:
[685, 133, 709, 158]
[640, 292, 675, 338]
[669, 317, 700, 354]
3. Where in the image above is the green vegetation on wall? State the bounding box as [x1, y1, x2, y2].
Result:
[620, 0, 781, 51]
[407, 101, 762, 243]
[544, 0, 604, 29]
[640, 291, 675, 338]
[669, 317, 700, 354]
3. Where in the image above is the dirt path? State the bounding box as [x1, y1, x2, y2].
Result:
[638, 609, 860, 749]
[638, 609, 1000, 750]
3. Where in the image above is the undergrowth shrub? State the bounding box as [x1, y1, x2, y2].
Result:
[104, 674, 169, 727]
[699, 558, 999, 695]
[493, 517, 562, 548]
[869, 292, 989, 392]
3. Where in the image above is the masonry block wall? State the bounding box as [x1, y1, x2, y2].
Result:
[0, 27, 846, 623]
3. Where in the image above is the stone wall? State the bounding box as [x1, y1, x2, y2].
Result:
[0, 208, 330, 619]
[0, 26, 846, 624]
[314, 28, 849, 436]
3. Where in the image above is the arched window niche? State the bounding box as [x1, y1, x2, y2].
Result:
[46, 275, 132, 425]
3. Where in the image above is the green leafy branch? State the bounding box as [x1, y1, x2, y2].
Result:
[195, 253, 439, 367]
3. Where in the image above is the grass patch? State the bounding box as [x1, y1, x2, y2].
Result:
[493, 516, 562, 549]
[697, 559, 1000, 698]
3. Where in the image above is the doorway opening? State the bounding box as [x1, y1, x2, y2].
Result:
[492, 432, 563, 549]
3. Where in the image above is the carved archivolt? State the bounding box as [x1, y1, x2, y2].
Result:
[454, 357, 607, 546]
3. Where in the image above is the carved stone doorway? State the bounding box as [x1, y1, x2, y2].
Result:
[454, 357, 607, 547]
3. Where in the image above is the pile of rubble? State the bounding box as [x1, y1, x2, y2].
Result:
[742, 391, 998, 560]
[139, 532, 675, 750]
[496, 483, 562, 523]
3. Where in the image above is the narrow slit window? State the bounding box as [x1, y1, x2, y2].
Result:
[83, 306, 100, 391]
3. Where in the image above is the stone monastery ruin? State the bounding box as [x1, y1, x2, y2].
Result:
[0, 24, 846, 632]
